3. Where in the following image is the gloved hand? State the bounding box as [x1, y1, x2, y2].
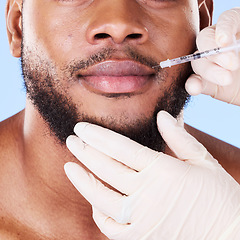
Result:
[64, 111, 240, 240]
[185, 8, 240, 106]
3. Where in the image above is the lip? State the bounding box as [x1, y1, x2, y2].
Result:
[77, 60, 155, 94]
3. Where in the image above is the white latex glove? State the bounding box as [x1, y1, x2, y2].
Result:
[185, 8, 240, 106]
[64, 111, 240, 240]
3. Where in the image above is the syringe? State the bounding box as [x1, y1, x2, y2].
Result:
[154, 39, 240, 69]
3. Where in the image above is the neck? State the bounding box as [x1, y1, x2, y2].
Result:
[16, 101, 106, 239]
[23, 101, 81, 201]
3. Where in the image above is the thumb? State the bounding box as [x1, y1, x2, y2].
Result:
[157, 111, 217, 168]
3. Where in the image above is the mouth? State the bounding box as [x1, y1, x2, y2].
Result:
[77, 60, 156, 95]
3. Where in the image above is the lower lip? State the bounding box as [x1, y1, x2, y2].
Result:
[81, 75, 152, 94]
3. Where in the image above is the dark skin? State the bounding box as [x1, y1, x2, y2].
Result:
[1, 0, 240, 239]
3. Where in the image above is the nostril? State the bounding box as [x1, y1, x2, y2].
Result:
[88, 25, 148, 45]
[94, 33, 111, 40]
[127, 33, 142, 39]
[94, 33, 142, 42]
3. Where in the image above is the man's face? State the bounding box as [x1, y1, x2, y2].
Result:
[21, 0, 201, 151]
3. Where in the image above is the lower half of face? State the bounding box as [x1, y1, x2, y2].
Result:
[21, 44, 191, 152]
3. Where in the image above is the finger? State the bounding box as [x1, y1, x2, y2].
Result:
[157, 111, 217, 167]
[197, 26, 217, 51]
[64, 162, 131, 224]
[201, 75, 240, 105]
[215, 8, 240, 46]
[92, 207, 127, 238]
[196, 26, 239, 71]
[186, 72, 240, 104]
[66, 135, 137, 195]
[185, 74, 203, 96]
[191, 57, 233, 85]
[73, 122, 159, 172]
[185, 74, 219, 98]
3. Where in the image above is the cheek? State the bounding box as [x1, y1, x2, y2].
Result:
[147, 5, 200, 60]
[23, 3, 88, 64]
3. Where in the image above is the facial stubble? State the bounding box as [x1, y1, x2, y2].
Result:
[21, 43, 191, 152]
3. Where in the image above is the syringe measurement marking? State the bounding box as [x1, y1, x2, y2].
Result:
[156, 39, 240, 69]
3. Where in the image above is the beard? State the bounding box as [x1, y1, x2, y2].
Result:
[21, 43, 191, 152]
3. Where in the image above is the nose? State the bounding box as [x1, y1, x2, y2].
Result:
[86, 0, 149, 45]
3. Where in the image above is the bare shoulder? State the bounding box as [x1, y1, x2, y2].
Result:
[0, 111, 26, 239]
[0, 111, 24, 167]
[0, 110, 24, 139]
[185, 124, 240, 183]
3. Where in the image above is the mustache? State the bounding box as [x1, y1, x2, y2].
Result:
[67, 47, 161, 77]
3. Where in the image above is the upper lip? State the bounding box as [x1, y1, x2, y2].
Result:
[78, 60, 155, 77]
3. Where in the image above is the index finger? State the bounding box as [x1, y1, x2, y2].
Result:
[215, 8, 240, 46]
[157, 111, 218, 168]
[74, 122, 159, 172]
